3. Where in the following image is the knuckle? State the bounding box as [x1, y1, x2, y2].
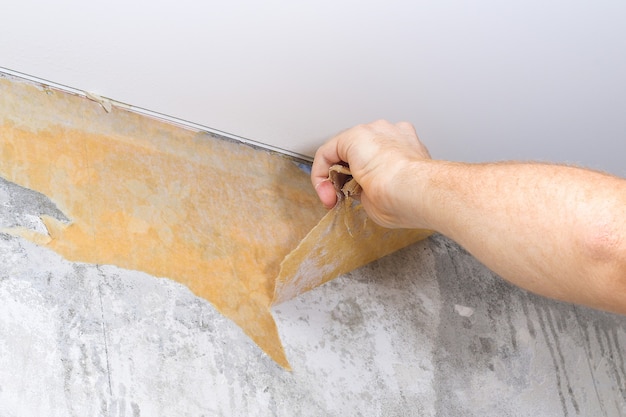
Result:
[371, 119, 391, 127]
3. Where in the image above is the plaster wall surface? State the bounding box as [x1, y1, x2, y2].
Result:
[1, 174, 625, 416]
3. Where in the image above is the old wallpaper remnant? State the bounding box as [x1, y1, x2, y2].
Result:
[0, 77, 430, 368]
[273, 166, 433, 305]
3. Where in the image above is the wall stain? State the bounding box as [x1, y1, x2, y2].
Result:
[97, 271, 114, 398]
[533, 303, 574, 416]
[330, 297, 364, 328]
[602, 326, 626, 402]
[572, 307, 607, 415]
[503, 286, 518, 350]
[520, 296, 536, 339]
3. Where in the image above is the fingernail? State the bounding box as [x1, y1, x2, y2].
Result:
[314, 178, 330, 190]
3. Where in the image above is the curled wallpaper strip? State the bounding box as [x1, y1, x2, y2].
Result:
[0, 77, 431, 369]
[273, 165, 432, 306]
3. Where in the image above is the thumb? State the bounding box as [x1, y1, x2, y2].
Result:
[314, 179, 338, 209]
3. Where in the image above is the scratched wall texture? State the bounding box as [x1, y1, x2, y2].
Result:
[1, 173, 625, 416]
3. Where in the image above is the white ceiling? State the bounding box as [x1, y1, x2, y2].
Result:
[2, 1, 625, 174]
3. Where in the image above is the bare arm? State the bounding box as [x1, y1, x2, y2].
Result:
[312, 120, 626, 315]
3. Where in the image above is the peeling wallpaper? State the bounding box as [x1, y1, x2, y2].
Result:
[0, 76, 430, 368]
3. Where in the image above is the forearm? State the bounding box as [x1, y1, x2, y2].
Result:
[409, 161, 626, 314]
[311, 120, 626, 314]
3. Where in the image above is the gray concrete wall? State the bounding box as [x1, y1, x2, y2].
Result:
[1, 171, 625, 416]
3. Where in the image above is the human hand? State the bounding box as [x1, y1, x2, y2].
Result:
[311, 120, 432, 229]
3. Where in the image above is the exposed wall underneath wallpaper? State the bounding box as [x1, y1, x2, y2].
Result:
[2, 0, 625, 174]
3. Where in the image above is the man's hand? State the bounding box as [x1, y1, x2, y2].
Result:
[311, 120, 626, 315]
[312, 120, 432, 229]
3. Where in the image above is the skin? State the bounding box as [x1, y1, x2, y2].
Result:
[312, 120, 626, 315]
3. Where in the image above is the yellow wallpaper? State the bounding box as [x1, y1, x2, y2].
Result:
[0, 77, 430, 369]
